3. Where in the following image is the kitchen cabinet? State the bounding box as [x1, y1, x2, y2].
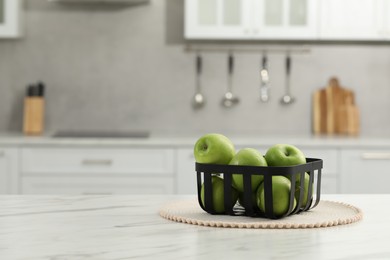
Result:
[340, 149, 390, 193]
[319, 0, 384, 40]
[185, 0, 318, 40]
[176, 148, 197, 194]
[22, 176, 174, 195]
[20, 147, 176, 194]
[0, 0, 21, 38]
[302, 148, 340, 194]
[381, 0, 390, 38]
[185, 0, 252, 39]
[251, 0, 318, 39]
[3, 136, 390, 195]
[0, 147, 19, 194]
[186, 0, 390, 41]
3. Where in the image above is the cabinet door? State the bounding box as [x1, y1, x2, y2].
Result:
[340, 149, 390, 193]
[20, 147, 175, 195]
[176, 148, 197, 194]
[0, 0, 21, 38]
[0, 148, 19, 194]
[381, 0, 390, 38]
[22, 176, 174, 195]
[319, 0, 383, 40]
[302, 148, 340, 193]
[252, 0, 318, 39]
[21, 147, 175, 175]
[185, 0, 252, 39]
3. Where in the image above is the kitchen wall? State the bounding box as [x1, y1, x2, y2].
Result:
[0, 0, 389, 137]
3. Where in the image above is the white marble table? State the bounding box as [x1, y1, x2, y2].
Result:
[0, 194, 388, 260]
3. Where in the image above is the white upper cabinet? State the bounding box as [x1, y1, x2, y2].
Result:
[185, 0, 390, 41]
[319, 0, 384, 40]
[185, 0, 252, 39]
[252, 0, 318, 39]
[378, 0, 390, 38]
[0, 0, 21, 38]
[185, 0, 318, 40]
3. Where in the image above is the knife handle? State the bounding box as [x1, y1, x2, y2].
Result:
[228, 53, 234, 74]
[196, 54, 202, 75]
[286, 55, 291, 75]
[262, 55, 268, 68]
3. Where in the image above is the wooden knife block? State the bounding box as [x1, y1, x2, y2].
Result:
[313, 78, 360, 136]
[23, 97, 45, 136]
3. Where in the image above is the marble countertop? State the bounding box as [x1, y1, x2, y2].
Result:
[1, 133, 390, 148]
[0, 194, 388, 259]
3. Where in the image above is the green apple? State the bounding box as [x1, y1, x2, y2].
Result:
[194, 133, 235, 164]
[295, 172, 313, 209]
[230, 148, 267, 192]
[256, 176, 296, 217]
[264, 144, 306, 183]
[200, 176, 239, 213]
[264, 144, 306, 167]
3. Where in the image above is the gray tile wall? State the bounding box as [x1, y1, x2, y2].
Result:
[0, 0, 389, 136]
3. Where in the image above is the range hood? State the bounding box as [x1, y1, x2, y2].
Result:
[48, 0, 149, 4]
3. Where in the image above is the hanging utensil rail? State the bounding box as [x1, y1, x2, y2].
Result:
[184, 44, 311, 54]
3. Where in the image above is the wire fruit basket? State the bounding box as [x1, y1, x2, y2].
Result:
[196, 158, 323, 219]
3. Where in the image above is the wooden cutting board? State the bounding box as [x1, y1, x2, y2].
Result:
[313, 78, 359, 135]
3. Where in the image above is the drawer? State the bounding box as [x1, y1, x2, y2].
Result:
[21, 147, 175, 175]
[21, 176, 174, 194]
[340, 149, 390, 193]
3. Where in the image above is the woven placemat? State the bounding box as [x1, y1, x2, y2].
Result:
[159, 199, 363, 229]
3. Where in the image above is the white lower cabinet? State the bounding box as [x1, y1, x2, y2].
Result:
[176, 148, 197, 195]
[20, 147, 176, 195]
[0, 147, 19, 194]
[7, 142, 390, 195]
[340, 149, 390, 194]
[319, 174, 338, 194]
[301, 148, 340, 194]
[22, 176, 174, 195]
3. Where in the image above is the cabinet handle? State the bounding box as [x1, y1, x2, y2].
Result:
[81, 159, 113, 166]
[82, 192, 113, 195]
[361, 153, 390, 160]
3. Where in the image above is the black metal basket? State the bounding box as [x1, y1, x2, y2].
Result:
[196, 158, 323, 219]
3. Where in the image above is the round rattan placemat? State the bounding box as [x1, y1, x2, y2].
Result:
[159, 199, 363, 229]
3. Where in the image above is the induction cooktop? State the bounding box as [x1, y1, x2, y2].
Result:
[52, 130, 150, 138]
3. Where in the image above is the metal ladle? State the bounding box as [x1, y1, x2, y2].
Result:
[222, 53, 239, 108]
[192, 54, 205, 109]
[280, 55, 295, 105]
[260, 54, 270, 102]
